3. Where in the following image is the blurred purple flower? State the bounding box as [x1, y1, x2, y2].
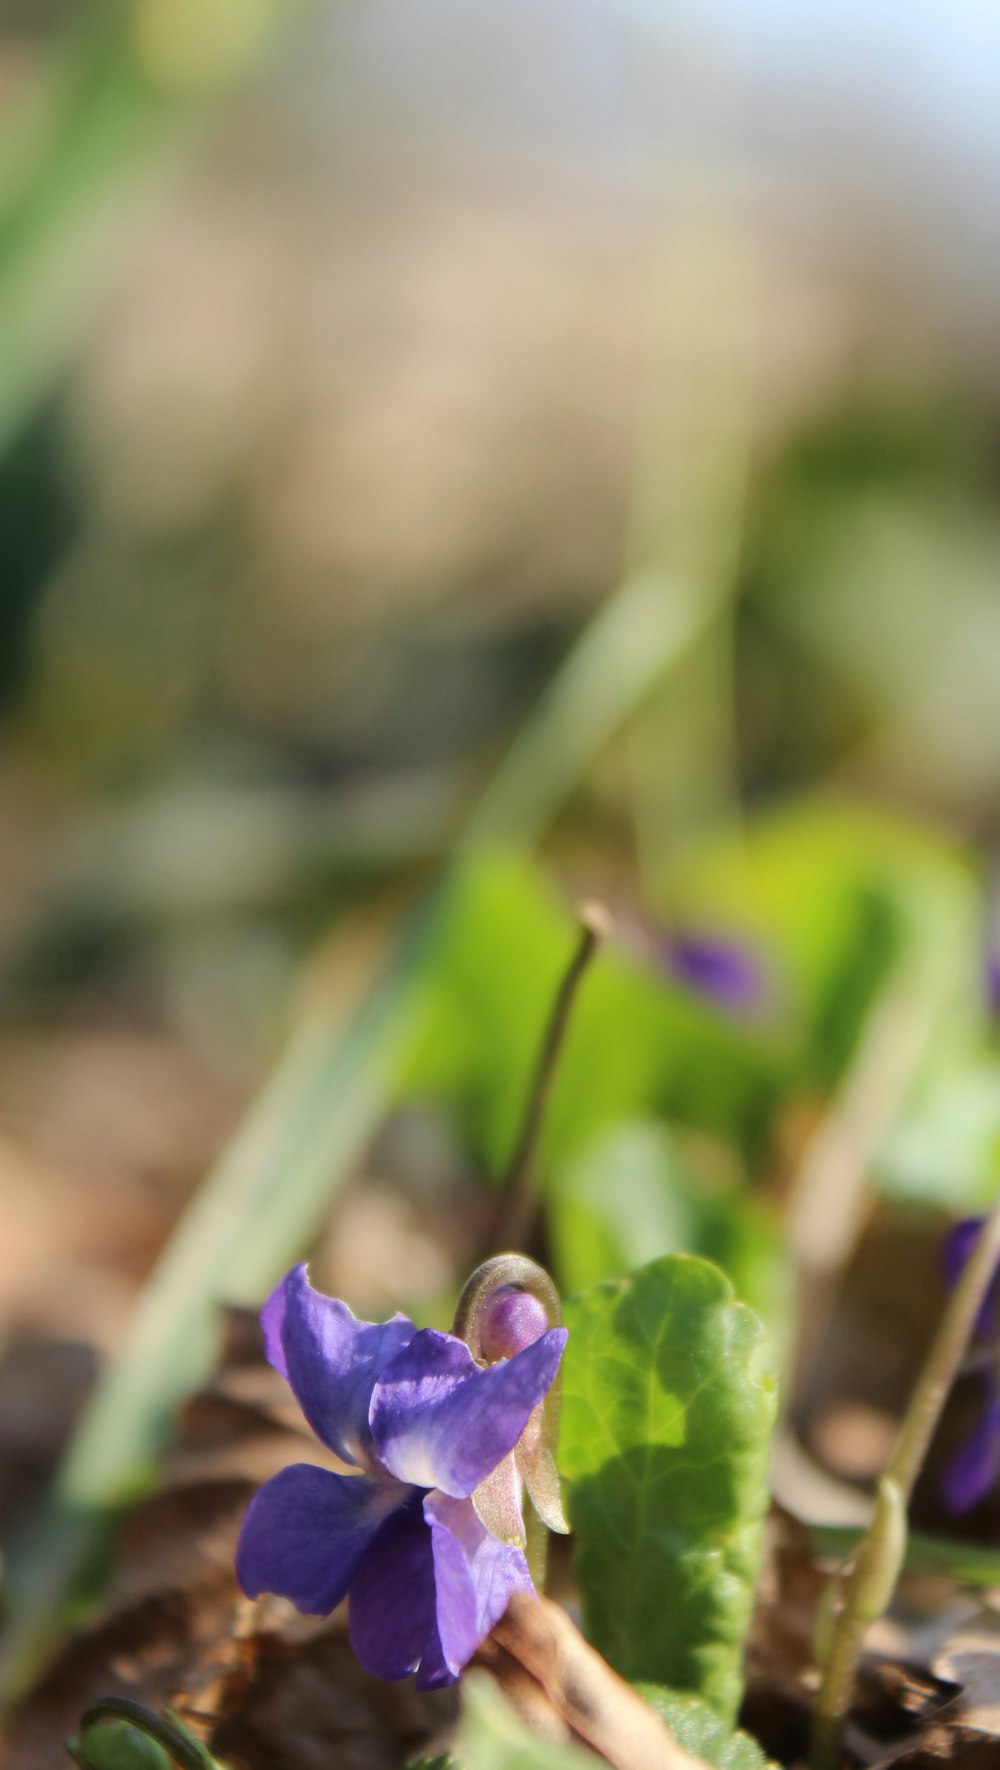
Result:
[941, 1215, 1000, 1513]
[236, 1265, 566, 1687]
[660, 930, 764, 1016]
[942, 1216, 1000, 1339]
[986, 951, 1000, 1022]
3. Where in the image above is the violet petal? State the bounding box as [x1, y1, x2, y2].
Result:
[348, 1497, 437, 1681]
[942, 1216, 986, 1289]
[943, 1390, 1000, 1514]
[262, 1264, 415, 1467]
[236, 1463, 402, 1613]
[418, 1491, 533, 1688]
[370, 1326, 567, 1499]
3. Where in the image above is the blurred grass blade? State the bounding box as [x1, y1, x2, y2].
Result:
[0, 913, 429, 1704]
[462, 565, 731, 850]
[0, 12, 180, 459]
[62, 967, 425, 1510]
[0, 1, 312, 459]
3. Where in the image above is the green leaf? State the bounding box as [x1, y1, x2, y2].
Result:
[665, 800, 977, 1092]
[550, 1119, 788, 1340]
[877, 1060, 1000, 1210]
[559, 1254, 777, 1723]
[636, 1689, 776, 1770]
[457, 1675, 596, 1770]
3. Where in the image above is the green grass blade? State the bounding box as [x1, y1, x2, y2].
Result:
[0, 922, 428, 1704]
[461, 566, 731, 850]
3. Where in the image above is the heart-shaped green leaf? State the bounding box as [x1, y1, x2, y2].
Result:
[559, 1254, 777, 1723]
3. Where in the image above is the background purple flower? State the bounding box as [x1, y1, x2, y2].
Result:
[659, 930, 765, 1016]
[941, 1215, 999, 1340]
[986, 951, 1000, 1022]
[236, 1265, 566, 1686]
[940, 1215, 1000, 1513]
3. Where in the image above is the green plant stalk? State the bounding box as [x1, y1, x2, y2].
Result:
[811, 1186, 1000, 1769]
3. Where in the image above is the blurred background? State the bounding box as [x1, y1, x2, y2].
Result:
[4, 0, 1000, 1737]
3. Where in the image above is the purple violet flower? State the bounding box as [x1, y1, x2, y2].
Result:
[236, 1264, 567, 1687]
[941, 1215, 1000, 1513]
[660, 930, 764, 1016]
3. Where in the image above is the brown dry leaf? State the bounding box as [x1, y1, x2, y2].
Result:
[211, 1628, 458, 1770]
[741, 1505, 826, 1764]
[869, 1739, 1000, 1768]
[478, 1592, 710, 1770]
[920, 1612, 1000, 1751]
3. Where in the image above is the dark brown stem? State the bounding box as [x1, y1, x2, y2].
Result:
[490, 903, 609, 1255]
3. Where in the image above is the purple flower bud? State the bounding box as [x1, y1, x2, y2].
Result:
[478, 1287, 550, 1362]
[452, 1255, 569, 1540]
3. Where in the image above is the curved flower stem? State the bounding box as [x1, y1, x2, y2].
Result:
[72, 1697, 223, 1769]
[811, 1187, 1000, 1770]
[489, 903, 609, 1256]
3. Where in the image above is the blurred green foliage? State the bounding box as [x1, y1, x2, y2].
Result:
[4, 1, 1000, 1753]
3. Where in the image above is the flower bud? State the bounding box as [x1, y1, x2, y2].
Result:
[452, 1253, 560, 1364]
[479, 1285, 550, 1363]
[454, 1254, 569, 1540]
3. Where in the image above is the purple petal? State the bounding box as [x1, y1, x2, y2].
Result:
[348, 1496, 437, 1681]
[262, 1265, 415, 1467]
[370, 1326, 567, 1499]
[663, 932, 763, 1015]
[236, 1463, 403, 1613]
[418, 1491, 533, 1688]
[941, 1217, 998, 1337]
[943, 1392, 1000, 1514]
